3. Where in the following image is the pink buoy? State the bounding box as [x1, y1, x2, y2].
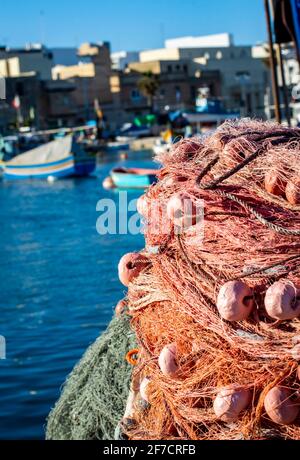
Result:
[102, 176, 115, 190]
[164, 176, 188, 187]
[179, 140, 200, 156]
[264, 386, 299, 425]
[137, 194, 149, 218]
[292, 335, 300, 346]
[118, 253, 149, 287]
[264, 170, 286, 197]
[264, 280, 300, 320]
[158, 343, 178, 377]
[166, 193, 198, 229]
[216, 281, 254, 322]
[285, 179, 300, 205]
[213, 385, 252, 422]
[291, 344, 300, 361]
[140, 377, 151, 402]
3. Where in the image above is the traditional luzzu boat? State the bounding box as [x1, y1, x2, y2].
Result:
[110, 167, 158, 189]
[3, 135, 96, 180]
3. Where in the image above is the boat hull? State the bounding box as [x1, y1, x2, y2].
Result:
[3, 137, 96, 180]
[3, 155, 75, 180]
[111, 170, 157, 189]
[73, 160, 96, 177]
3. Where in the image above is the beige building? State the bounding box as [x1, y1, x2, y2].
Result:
[0, 48, 79, 131]
[52, 62, 95, 80]
[108, 60, 221, 131]
[138, 36, 270, 118]
[51, 42, 114, 123]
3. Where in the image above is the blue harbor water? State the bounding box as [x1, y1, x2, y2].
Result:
[0, 150, 156, 440]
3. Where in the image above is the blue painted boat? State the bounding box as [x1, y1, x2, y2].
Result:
[3, 136, 95, 180]
[110, 167, 158, 189]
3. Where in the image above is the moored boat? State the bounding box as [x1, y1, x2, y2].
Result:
[104, 141, 130, 152]
[109, 167, 158, 189]
[3, 136, 95, 180]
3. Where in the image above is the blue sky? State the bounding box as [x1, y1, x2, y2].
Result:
[1, 0, 267, 51]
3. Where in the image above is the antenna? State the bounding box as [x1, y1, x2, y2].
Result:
[39, 10, 46, 45]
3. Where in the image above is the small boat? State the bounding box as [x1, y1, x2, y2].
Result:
[110, 167, 158, 189]
[115, 135, 134, 143]
[3, 136, 96, 180]
[81, 140, 130, 153]
[104, 141, 130, 152]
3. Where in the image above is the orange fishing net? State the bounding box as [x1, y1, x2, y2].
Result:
[122, 119, 300, 440]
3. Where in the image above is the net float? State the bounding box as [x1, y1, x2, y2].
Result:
[164, 139, 199, 160]
[213, 385, 252, 422]
[264, 280, 300, 320]
[221, 144, 243, 168]
[115, 299, 127, 317]
[264, 170, 286, 197]
[158, 343, 178, 377]
[140, 377, 151, 402]
[164, 175, 188, 187]
[292, 335, 300, 346]
[136, 194, 149, 218]
[179, 140, 200, 156]
[102, 176, 115, 190]
[216, 281, 254, 322]
[131, 372, 141, 392]
[166, 193, 199, 229]
[291, 344, 300, 361]
[122, 389, 138, 427]
[118, 253, 149, 287]
[138, 196, 168, 234]
[285, 178, 300, 205]
[264, 386, 299, 425]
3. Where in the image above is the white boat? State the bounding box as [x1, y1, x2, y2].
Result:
[3, 136, 96, 180]
[115, 136, 134, 143]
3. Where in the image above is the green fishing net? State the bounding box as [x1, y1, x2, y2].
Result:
[46, 314, 136, 440]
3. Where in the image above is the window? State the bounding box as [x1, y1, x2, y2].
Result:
[160, 89, 165, 98]
[176, 64, 181, 71]
[183, 64, 188, 73]
[216, 51, 223, 60]
[167, 65, 172, 73]
[131, 89, 141, 101]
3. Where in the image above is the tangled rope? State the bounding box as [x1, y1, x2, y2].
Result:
[121, 119, 300, 440]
